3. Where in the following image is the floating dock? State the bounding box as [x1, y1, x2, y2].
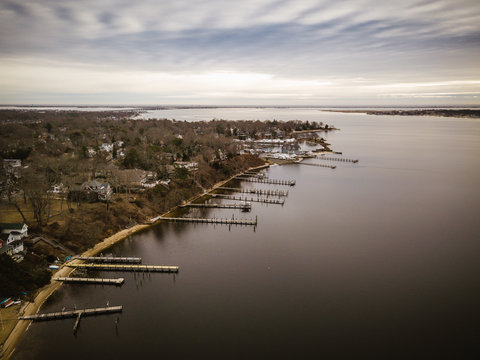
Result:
[54, 277, 125, 285]
[67, 263, 179, 273]
[19, 306, 123, 322]
[73, 256, 142, 264]
[217, 187, 288, 196]
[181, 203, 251, 211]
[317, 156, 359, 163]
[236, 176, 296, 186]
[211, 194, 285, 205]
[158, 216, 257, 226]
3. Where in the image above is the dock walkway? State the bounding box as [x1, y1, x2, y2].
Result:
[317, 156, 359, 163]
[74, 256, 141, 264]
[67, 263, 179, 273]
[19, 306, 123, 321]
[159, 216, 257, 226]
[217, 187, 288, 196]
[211, 194, 284, 205]
[180, 203, 251, 211]
[54, 277, 125, 285]
[297, 162, 336, 169]
[236, 176, 296, 186]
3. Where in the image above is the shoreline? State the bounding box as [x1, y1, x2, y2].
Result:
[0, 162, 269, 360]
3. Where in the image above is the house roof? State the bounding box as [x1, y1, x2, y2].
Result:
[0, 233, 11, 241]
[82, 180, 103, 188]
[0, 223, 26, 231]
[0, 245, 13, 254]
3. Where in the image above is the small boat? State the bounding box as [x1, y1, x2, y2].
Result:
[49, 265, 60, 270]
[0, 298, 12, 307]
[241, 202, 252, 212]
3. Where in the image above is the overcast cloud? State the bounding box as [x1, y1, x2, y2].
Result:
[0, 0, 479, 105]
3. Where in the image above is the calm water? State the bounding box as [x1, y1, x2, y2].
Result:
[12, 110, 480, 359]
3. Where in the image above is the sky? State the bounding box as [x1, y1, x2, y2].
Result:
[0, 0, 479, 106]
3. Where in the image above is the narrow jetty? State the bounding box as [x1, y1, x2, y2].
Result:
[211, 194, 285, 205]
[67, 263, 179, 273]
[19, 306, 123, 321]
[54, 277, 125, 285]
[317, 156, 359, 163]
[236, 176, 296, 186]
[74, 256, 141, 264]
[243, 171, 263, 177]
[217, 187, 288, 196]
[296, 162, 336, 169]
[158, 216, 257, 226]
[181, 203, 251, 211]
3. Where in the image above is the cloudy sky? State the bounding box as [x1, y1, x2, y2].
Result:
[0, 0, 479, 105]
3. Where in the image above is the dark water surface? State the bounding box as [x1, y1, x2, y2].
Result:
[12, 110, 480, 359]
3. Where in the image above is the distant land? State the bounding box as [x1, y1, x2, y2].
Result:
[325, 109, 480, 118]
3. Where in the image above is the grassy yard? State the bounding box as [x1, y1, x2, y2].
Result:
[0, 198, 78, 224]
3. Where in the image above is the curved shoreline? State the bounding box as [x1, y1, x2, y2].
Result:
[0, 163, 269, 360]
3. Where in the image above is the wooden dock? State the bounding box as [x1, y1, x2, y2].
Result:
[19, 305, 123, 322]
[54, 277, 125, 285]
[180, 203, 252, 211]
[317, 156, 359, 163]
[158, 216, 257, 226]
[74, 256, 142, 264]
[236, 176, 296, 186]
[67, 263, 179, 273]
[217, 187, 288, 196]
[296, 162, 336, 169]
[211, 194, 285, 205]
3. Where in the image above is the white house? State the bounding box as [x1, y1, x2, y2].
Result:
[0, 232, 24, 255]
[0, 223, 28, 238]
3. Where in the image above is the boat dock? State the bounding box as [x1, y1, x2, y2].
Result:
[67, 263, 179, 273]
[73, 256, 142, 264]
[19, 305, 123, 334]
[297, 162, 336, 169]
[19, 305, 123, 321]
[158, 216, 257, 226]
[236, 176, 296, 186]
[211, 194, 285, 205]
[53, 277, 125, 285]
[317, 156, 359, 163]
[181, 203, 252, 211]
[217, 187, 288, 196]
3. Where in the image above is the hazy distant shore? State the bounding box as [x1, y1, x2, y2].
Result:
[324, 109, 480, 118]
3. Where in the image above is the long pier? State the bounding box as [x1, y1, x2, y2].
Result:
[74, 256, 142, 264]
[317, 156, 359, 163]
[296, 162, 336, 169]
[67, 263, 179, 273]
[19, 306, 123, 322]
[236, 176, 296, 186]
[211, 194, 285, 205]
[54, 277, 125, 285]
[158, 216, 257, 226]
[217, 187, 288, 196]
[181, 203, 252, 211]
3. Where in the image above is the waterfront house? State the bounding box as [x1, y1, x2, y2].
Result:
[81, 180, 113, 201]
[0, 232, 24, 255]
[0, 223, 28, 238]
[174, 161, 199, 171]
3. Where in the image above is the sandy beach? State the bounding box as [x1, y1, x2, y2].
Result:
[0, 163, 268, 360]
